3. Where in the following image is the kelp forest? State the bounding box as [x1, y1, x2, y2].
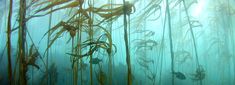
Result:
[0, 0, 235, 85]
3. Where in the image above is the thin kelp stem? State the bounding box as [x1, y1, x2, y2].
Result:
[182, 0, 201, 84]
[79, 28, 83, 85]
[123, 0, 132, 85]
[182, 0, 199, 68]
[72, 38, 78, 85]
[108, 0, 113, 84]
[166, 0, 175, 85]
[88, 0, 94, 85]
[18, 0, 27, 84]
[158, 6, 167, 85]
[77, 9, 83, 85]
[46, 6, 53, 85]
[7, 0, 13, 84]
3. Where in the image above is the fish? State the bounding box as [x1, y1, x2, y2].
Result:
[89, 57, 102, 64]
[173, 71, 186, 80]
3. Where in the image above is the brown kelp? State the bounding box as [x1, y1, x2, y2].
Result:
[132, 0, 161, 29]
[67, 34, 117, 60]
[46, 3, 53, 84]
[26, 45, 40, 70]
[133, 39, 158, 52]
[122, 1, 132, 85]
[166, 0, 175, 84]
[18, 0, 27, 84]
[6, 0, 13, 84]
[182, 0, 203, 84]
[95, 64, 107, 85]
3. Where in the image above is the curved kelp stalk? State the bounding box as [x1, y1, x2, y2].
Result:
[88, 0, 94, 84]
[122, 0, 133, 85]
[166, 0, 175, 85]
[182, 0, 204, 84]
[46, 5, 53, 85]
[7, 0, 13, 84]
[132, 0, 161, 29]
[67, 34, 117, 61]
[158, 7, 167, 85]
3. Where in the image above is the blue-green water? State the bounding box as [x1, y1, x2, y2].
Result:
[0, 0, 235, 85]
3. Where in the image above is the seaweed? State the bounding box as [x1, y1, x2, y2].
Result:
[18, 0, 27, 84]
[95, 65, 107, 85]
[122, 1, 133, 85]
[6, 0, 13, 83]
[166, 0, 175, 84]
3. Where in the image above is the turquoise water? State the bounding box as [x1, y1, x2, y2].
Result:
[0, 0, 235, 85]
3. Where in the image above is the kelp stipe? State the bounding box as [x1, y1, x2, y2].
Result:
[182, 0, 203, 84]
[166, 0, 175, 84]
[6, 0, 13, 84]
[123, 0, 132, 85]
[18, 0, 27, 84]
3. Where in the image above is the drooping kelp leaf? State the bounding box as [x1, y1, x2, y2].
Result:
[170, 0, 198, 10]
[35, 0, 73, 13]
[93, 2, 135, 25]
[174, 50, 192, 64]
[94, 26, 114, 55]
[68, 32, 117, 60]
[133, 1, 161, 29]
[136, 59, 150, 70]
[146, 71, 156, 83]
[40, 21, 77, 57]
[27, 44, 40, 69]
[37, 0, 82, 15]
[67, 45, 98, 59]
[133, 39, 158, 51]
[132, 29, 155, 37]
[138, 56, 154, 64]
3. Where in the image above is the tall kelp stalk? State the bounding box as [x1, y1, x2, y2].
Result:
[158, 8, 167, 85]
[71, 11, 78, 85]
[182, 0, 200, 68]
[166, 0, 175, 85]
[7, 0, 13, 84]
[108, 0, 113, 84]
[72, 35, 77, 85]
[46, 6, 53, 85]
[18, 0, 27, 84]
[70, 14, 77, 85]
[182, 0, 201, 84]
[88, 0, 94, 85]
[78, 9, 83, 85]
[78, 19, 83, 85]
[123, 0, 132, 85]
